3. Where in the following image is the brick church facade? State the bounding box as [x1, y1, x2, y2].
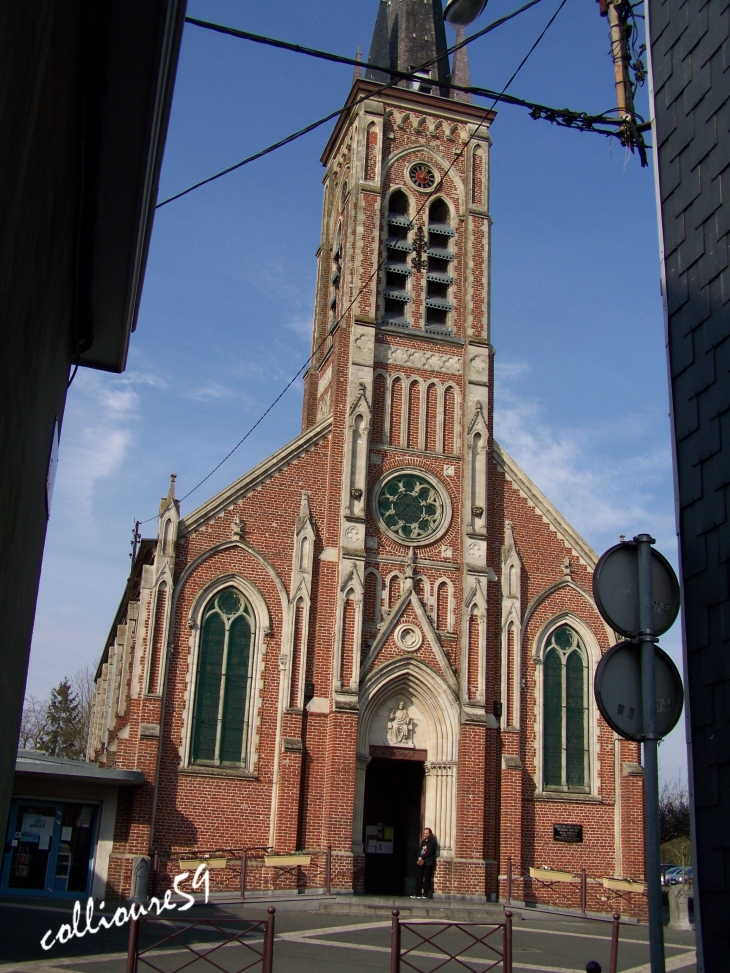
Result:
[88, 0, 646, 915]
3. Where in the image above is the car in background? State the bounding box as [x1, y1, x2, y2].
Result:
[663, 865, 692, 885]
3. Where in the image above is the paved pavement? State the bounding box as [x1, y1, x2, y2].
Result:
[0, 896, 697, 973]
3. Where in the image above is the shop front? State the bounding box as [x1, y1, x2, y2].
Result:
[2, 751, 142, 899]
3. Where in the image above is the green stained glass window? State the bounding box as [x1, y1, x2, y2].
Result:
[543, 649, 563, 787]
[566, 651, 586, 787]
[542, 625, 589, 792]
[191, 588, 254, 766]
[376, 471, 445, 542]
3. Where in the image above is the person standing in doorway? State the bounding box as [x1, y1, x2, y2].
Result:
[412, 827, 438, 899]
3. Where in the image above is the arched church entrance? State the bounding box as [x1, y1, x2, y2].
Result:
[355, 660, 460, 896]
[363, 753, 424, 895]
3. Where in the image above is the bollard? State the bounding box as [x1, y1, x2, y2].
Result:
[262, 906, 276, 973]
[125, 916, 140, 973]
[504, 910, 513, 973]
[240, 851, 247, 902]
[326, 845, 332, 895]
[506, 857, 512, 906]
[581, 868, 587, 915]
[609, 913, 620, 973]
[390, 909, 401, 973]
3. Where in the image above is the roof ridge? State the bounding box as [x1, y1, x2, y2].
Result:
[492, 439, 598, 568]
[179, 415, 333, 536]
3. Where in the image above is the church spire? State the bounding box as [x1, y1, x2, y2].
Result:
[450, 26, 472, 103]
[365, 0, 451, 95]
[353, 45, 363, 82]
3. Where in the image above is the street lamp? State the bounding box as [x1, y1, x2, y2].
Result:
[443, 0, 489, 26]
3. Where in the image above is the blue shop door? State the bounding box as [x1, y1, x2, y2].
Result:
[1, 800, 98, 897]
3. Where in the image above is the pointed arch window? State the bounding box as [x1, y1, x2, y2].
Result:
[425, 198, 454, 334]
[191, 588, 255, 766]
[543, 625, 589, 791]
[382, 190, 413, 328]
[330, 222, 343, 328]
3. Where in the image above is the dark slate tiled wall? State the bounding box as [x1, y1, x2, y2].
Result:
[650, 0, 730, 964]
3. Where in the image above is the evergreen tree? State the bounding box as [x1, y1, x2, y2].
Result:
[44, 679, 83, 758]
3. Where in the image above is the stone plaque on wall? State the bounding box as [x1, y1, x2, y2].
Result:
[553, 823, 583, 843]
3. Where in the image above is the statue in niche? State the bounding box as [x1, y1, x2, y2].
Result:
[387, 700, 413, 746]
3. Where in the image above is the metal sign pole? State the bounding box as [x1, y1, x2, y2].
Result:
[636, 533, 665, 973]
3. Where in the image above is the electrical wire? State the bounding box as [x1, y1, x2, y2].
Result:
[156, 0, 547, 209]
[184, 12, 643, 133]
[137, 0, 570, 525]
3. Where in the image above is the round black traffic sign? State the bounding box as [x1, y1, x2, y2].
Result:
[594, 641, 684, 741]
[593, 542, 680, 638]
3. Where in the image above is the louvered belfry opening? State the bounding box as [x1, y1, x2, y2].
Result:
[425, 198, 454, 333]
[383, 190, 413, 328]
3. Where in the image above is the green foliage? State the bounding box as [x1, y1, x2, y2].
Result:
[44, 678, 84, 759]
[19, 667, 94, 760]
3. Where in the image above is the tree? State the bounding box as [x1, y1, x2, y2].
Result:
[44, 679, 84, 759]
[71, 665, 95, 756]
[660, 778, 692, 876]
[659, 778, 690, 844]
[17, 667, 95, 759]
[18, 695, 50, 751]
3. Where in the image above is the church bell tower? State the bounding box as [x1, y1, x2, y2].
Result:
[300, 0, 498, 868]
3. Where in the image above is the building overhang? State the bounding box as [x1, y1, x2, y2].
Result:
[15, 750, 143, 787]
[78, 1, 187, 373]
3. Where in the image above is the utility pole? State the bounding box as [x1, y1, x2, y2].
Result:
[596, 0, 647, 160]
[606, 0, 630, 122]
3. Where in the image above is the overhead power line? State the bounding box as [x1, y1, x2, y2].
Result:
[156, 0, 544, 209]
[185, 12, 644, 131]
[159, 4, 646, 209]
[138, 0, 572, 524]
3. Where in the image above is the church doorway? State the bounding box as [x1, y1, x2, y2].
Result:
[362, 757, 424, 896]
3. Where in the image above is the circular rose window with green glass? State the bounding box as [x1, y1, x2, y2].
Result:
[372, 469, 451, 545]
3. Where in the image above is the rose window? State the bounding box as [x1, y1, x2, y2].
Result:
[376, 472, 445, 541]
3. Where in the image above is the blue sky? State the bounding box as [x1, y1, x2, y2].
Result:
[29, 0, 687, 782]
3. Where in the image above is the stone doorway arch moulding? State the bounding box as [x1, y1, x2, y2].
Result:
[354, 657, 460, 857]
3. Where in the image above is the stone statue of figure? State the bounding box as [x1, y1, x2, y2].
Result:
[388, 700, 411, 745]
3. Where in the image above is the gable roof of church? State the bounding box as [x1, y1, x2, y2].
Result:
[493, 440, 599, 569]
[178, 415, 333, 537]
[365, 0, 454, 95]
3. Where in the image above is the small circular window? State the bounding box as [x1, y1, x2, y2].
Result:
[372, 468, 451, 545]
[408, 162, 437, 192]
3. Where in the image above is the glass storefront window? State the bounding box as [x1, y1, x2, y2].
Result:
[1, 800, 98, 897]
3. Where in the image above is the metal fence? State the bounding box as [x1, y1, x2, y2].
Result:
[504, 857, 646, 919]
[125, 902, 623, 973]
[150, 846, 333, 900]
[125, 907, 276, 973]
[389, 909, 512, 973]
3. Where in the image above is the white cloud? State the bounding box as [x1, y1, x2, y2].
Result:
[55, 372, 139, 517]
[186, 382, 239, 402]
[495, 359, 530, 381]
[120, 370, 169, 391]
[285, 315, 313, 340]
[493, 360, 676, 555]
[64, 428, 133, 509]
